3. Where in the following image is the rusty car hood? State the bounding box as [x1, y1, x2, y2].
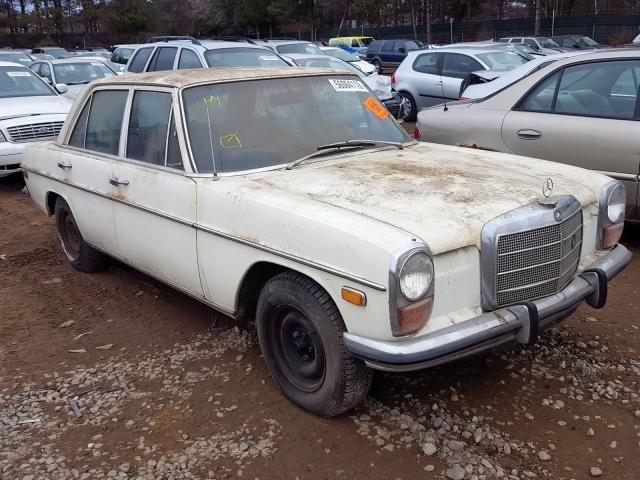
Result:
[249, 142, 608, 254]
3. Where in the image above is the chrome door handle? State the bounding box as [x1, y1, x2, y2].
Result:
[57, 161, 72, 170]
[436, 81, 443, 86]
[108, 177, 129, 186]
[517, 129, 542, 139]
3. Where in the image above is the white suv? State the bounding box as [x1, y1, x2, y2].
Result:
[125, 38, 290, 73]
[0, 61, 71, 177]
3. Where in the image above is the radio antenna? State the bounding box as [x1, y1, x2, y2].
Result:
[439, 76, 448, 112]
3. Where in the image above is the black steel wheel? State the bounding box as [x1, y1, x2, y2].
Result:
[55, 197, 108, 272]
[256, 271, 373, 416]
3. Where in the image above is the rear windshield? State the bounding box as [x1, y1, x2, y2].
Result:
[539, 38, 560, 48]
[0, 66, 55, 98]
[576, 36, 599, 47]
[477, 51, 528, 70]
[53, 62, 116, 84]
[205, 48, 288, 67]
[293, 57, 364, 77]
[359, 38, 374, 46]
[326, 49, 359, 62]
[182, 75, 409, 173]
[46, 48, 69, 58]
[275, 43, 324, 55]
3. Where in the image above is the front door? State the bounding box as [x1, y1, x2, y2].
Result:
[111, 89, 202, 296]
[502, 59, 640, 216]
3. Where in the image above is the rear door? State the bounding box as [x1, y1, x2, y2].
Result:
[110, 88, 202, 295]
[502, 59, 640, 215]
[441, 53, 484, 100]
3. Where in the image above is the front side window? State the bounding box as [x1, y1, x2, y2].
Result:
[54, 62, 116, 85]
[178, 49, 203, 69]
[126, 91, 175, 167]
[442, 53, 483, 79]
[40, 63, 52, 81]
[147, 47, 178, 72]
[205, 48, 288, 67]
[405, 41, 423, 51]
[413, 53, 439, 75]
[182, 75, 410, 173]
[382, 41, 394, 52]
[519, 60, 640, 119]
[84, 90, 128, 155]
[128, 47, 153, 73]
[0, 65, 55, 98]
[276, 43, 324, 55]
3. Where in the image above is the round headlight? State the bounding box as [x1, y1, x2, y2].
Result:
[399, 251, 434, 301]
[606, 184, 625, 224]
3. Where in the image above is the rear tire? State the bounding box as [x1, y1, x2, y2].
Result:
[55, 197, 108, 273]
[256, 271, 373, 417]
[400, 91, 417, 122]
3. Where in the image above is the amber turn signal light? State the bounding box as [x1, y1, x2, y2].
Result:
[602, 223, 624, 249]
[341, 287, 367, 307]
[396, 297, 433, 336]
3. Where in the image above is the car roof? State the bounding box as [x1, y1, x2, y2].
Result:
[44, 58, 110, 64]
[0, 60, 28, 67]
[411, 47, 508, 55]
[91, 66, 348, 88]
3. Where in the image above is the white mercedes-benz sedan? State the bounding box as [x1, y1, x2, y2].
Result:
[22, 67, 631, 416]
[0, 61, 71, 177]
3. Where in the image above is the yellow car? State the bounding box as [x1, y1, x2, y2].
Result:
[328, 36, 374, 53]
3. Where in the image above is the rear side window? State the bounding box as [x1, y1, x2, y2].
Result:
[85, 90, 128, 155]
[178, 49, 202, 69]
[112, 48, 133, 65]
[382, 41, 394, 52]
[126, 91, 173, 166]
[148, 47, 177, 72]
[413, 53, 439, 75]
[128, 47, 153, 73]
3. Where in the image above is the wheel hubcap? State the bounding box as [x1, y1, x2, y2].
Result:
[270, 306, 325, 393]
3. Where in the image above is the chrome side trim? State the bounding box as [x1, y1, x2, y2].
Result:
[25, 167, 386, 292]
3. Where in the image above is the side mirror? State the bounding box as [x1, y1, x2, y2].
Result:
[55, 83, 68, 94]
[399, 47, 406, 53]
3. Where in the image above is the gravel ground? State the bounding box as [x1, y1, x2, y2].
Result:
[1, 174, 639, 480]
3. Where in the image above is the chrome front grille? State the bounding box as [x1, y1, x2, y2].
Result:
[481, 196, 583, 310]
[6, 121, 64, 143]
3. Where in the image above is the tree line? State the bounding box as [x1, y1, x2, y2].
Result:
[1, 0, 639, 43]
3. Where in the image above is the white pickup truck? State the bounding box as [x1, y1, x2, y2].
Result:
[22, 67, 631, 416]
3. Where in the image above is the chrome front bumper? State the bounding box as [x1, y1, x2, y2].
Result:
[344, 244, 632, 372]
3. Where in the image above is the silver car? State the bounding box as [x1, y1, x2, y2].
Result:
[416, 49, 640, 218]
[29, 58, 118, 99]
[393, 47, 529, 121]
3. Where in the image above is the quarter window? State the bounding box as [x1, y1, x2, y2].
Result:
[128, 47, 153, 73]
[518, 71, 560, 112]
[68, 99, 91, 148]
[126, 91, 174, 166]
[413, 53, 439, 75]
[84, 90, 128, 155]
[148, 47, 178, 72]
[178, 49, 202, 69]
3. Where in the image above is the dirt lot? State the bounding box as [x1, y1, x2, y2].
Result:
[1, 174, 639, 480]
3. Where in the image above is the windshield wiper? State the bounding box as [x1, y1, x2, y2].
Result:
[66, 81, 89, 85]
[286, 139, 410, 170]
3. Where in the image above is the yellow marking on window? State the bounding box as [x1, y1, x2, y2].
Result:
[219, 132, 242, 149]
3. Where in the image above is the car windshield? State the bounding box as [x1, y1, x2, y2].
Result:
[539, 37, 560, 48]
[205, 47, 288, 67]
[477, 51, 528, 70]
[513, 44, 536, 54]
[0, 53, 33, 66]
[182, 75, 409, 173]
[0, 66, 55, 98]
[405, 40, 424, 51]
[276, 43, 324, 55]
[53, 62, 116, 84]
[327, 48, 358, 62]
[46, 48, 69, 58]
[293, 57, 365, 77]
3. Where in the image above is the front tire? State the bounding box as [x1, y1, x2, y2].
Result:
[55, 197, 108, 273]
[400, 91, 417, 122]
[372, 59, 382, 74]
[256, 271, 373, 416]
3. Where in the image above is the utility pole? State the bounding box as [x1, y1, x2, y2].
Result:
[426, 0, 432, 44]
[409, 0, 418, 40]
[534, 0, 541, 35]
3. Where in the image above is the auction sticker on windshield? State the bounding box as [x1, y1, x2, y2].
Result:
[328, 79, 368, 92]
[7, 71, 31, 77]
[363, 96, 389, 120]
